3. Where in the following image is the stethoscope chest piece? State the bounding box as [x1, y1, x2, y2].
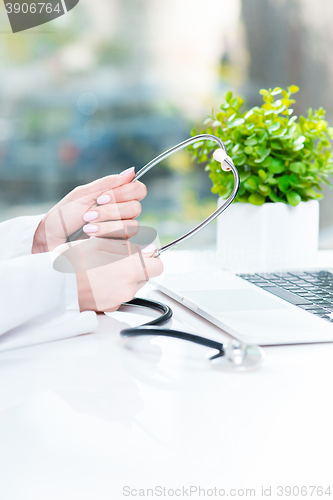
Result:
[209, 340, 264, 371]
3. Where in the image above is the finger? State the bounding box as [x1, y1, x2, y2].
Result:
[103, 305, 121, 313]
[76, 168, 136, 199]
[82, 219, 140, 238]
[136, 254, 164, 281]
[82, 200, 141, 231]
[74, 239, 135, 273]
[140, 243, 157, 257]
[98, 180, 147, 204]
[88, 237, 141, 257]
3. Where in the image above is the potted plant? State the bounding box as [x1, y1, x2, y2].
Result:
[190, 85, 333, 270]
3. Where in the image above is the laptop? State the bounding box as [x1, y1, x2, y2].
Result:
[151, 253, 333, 345]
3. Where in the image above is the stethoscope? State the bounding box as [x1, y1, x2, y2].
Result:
[69, 134, 265, 371]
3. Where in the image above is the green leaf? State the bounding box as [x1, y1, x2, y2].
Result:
[288, 124, 297, 135]
[244, 175, 259, 191]
[278, 175, 290, 192]
[263, 94, 274, 103]
[232, 143, 240, 154]
[273, 104, 287, 115]
[257, 130, 268, 143]
[268, 159, 285, 174]
[262, 156, 273, 167]
[288, 115, 297, 125]
[192, 141, 204, 149]
[270, 141, 283, 150]
[239, 171, 251, 182]
[282, 98, 295, 108]
[286, 191, 301, 206]
[225, 91, 233, 102]
[198, 154, 208, 163]
[266, 177, 278, 185]
[254, 147, 271, 163]
[227, 117, 245, 128]
[228, 112, 237, 122]
[289, 162, 306, 174]
[289, 85, 300, 94]
[272, 99, 282, 108]
[219, 187, 230, 197]
[288, 173, 304, 188]
[268, 122, 280, 133]
[244, 137, 258, 146]
[272, 127, 287, 138]
[268, 191, 281, 202]
[271, 87, 282, 96]
[293, 143, 305, 152]
[244, 110, 254, 120]
[238, 184, 246, 196]
[258, 169, 267, 181]
[258, 184, 271, 196]
[293, 135, 306, 145]
[233, 153, 246, 166]
[304, 187, 323, 200]
[248, 193, 266, 205]
[237, 195, 250, 203]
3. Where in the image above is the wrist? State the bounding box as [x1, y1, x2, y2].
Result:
[75, 270, 97, 312]
[32, 220, 48, 254]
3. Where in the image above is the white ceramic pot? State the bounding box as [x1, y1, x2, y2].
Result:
[216, 199, 319, 272]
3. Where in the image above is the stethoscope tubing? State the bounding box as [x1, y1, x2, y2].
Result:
[120, 297, 264, 370]
[120, 297, 224, 355]
[66, 134, 240, 252]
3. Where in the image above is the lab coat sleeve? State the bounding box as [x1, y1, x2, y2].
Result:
[0, 216, 98, 351]
[0, 215, 44, 261]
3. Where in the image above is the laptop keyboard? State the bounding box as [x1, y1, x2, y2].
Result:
[237, 270, 333, 323]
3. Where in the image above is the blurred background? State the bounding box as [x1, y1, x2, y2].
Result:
[1, 0, 333, 249]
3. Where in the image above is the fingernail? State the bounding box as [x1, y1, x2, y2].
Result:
[141, 243, 156, 254]
[83, 211, 99, 222]
[97, 194, 111, 205]
[119, 166, 135, 176]
[83, 224, 98, 234]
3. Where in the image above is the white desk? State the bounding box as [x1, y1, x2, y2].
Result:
[1, 251, 333, 500]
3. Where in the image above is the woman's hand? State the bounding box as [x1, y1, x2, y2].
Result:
[32, 167, 147, 253]
[53, 238, 163, 312]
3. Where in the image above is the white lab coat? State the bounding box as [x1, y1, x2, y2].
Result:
[0, 215, 98, 351]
